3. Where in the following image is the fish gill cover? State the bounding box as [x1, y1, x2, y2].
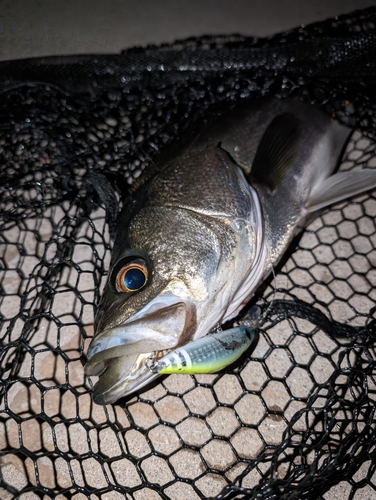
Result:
[0, 6, 376, 500]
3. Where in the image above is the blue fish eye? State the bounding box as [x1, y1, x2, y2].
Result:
[124, 268, 146, 290]
[114, 259, 149, 293]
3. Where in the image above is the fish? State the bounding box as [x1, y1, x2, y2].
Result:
[85, 97, 376, 405]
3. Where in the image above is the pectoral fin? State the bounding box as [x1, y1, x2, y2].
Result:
[250, 113, 301, 191]
[306, 169, 376, 212]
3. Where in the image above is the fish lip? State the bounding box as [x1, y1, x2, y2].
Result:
[124, 291, 192, 323]
[91, 353, 159, 405]
[93, 377, 158, 405]
[86, 294, 192, 363]
[85, 294, 196, 404]
[86, 345, 161, 404]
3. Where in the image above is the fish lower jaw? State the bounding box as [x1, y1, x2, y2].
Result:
[92, 343, 189, 404]
[93, 374, 160, 405]
[86, 298, 197, 403]
[92, 340, 196, 404]
[91, 352, 158, 405]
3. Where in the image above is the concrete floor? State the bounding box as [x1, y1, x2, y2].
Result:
[0, 0, 375, 60]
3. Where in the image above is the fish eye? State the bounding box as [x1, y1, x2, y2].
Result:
[114, 259, 149, 293]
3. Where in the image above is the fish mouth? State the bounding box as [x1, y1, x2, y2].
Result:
[85, 297, 195, 404]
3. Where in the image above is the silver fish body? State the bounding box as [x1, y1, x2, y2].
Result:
[85, 97, 376, 404]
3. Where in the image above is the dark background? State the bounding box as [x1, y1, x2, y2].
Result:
[1, 0, 375, 60]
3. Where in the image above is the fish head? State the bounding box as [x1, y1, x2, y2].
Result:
[85, 146, 262, 404]
[85, 202, 243, 403]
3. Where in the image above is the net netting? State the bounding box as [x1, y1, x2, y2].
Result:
[1, 7, 376, 500]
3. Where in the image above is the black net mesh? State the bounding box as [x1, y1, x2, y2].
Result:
[1, 7, 376, 500]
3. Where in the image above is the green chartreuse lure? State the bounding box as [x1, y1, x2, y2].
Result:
[151, 326, 254, 375]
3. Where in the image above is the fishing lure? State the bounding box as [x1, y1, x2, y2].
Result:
[151, 326, 254, 375]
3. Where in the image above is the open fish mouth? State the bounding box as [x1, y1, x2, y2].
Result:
[86, 351, 160, 405]
[85, 299, 195, 404]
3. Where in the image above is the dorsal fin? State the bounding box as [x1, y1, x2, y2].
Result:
[250, 113, 300, 191]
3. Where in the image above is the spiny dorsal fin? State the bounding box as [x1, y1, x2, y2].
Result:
[250, 113, 300, 191]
